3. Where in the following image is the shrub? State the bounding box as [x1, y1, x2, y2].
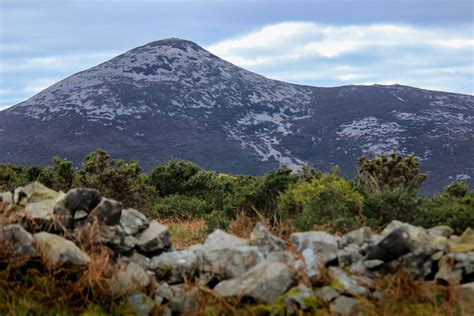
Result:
[414, 182, 474, 233]
[148, 160, 204, 196]
[73, 149, 153, 208]
[151, 194, 213, 219]
[277, 172, 364, 232]
[37, 156, 74, 192]
[356, 152, 427, 193]
[205, 210, 230, 233]
[0, 164, 41, 191]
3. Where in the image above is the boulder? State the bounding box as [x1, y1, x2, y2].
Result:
[107, 262, 150, 296]
[337, 244, 362, 267]
[455, 282, 474, 315]
[23, 182, 59, 203]
[214, 261, 296, 304]
[366, 227, 411, 262]
[329, 267, 369, 296]
[249, 222, 285, 255]
[33, 232, 90, 268]
[150, 250, 199, 284]
[340, 227, 372, 247]
[136, 220, 172, 255]
[128, 252, 151, 270]
[55, 188, 101, 214]
[120, 208, 148, 235]
[283, 284, 315, 311]
[329, 296, 361, 316]
[428, 226, 454, 237]
[203, 229, 248, 250]
[291, 231, 338, 265]
[13, 186, 27, 205]
[315, 286, 340, 304]
[88, 197, 123, 226]
[300, 248, 321, 280]
[200, 245, 264, 279]
[0, 224, 35, 258]
[127, 293, 157, 316]
[0, 192, 13, 205]
[435, 255, 462, 285]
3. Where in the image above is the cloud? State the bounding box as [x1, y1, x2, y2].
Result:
[207, 22, 474, 94]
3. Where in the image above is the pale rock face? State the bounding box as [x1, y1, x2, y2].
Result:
[136, 220, 172, 254]
[107, 261, 151, 296]
[33, 232, 90, 268]
[120, 208, 148, 235]
[249, 222, 285, 255]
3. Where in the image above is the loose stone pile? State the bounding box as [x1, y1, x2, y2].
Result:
[1, 182, 473, 315]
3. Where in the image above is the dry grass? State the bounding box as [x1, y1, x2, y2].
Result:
[158, 217, 208, 248]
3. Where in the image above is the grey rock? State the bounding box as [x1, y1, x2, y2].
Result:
[74, 210, 88, 220]
[284, 284, 314, 311]
[136, 220, 172, 255]
[107, 262, 150, 296]
[329, 267, 369, 296]
[249, 222, 285, 255]
[364, 259, 384, 269]
[150, 250, 199, 284]
[155, 282, 173, 303]
[23, 182, 59, 203]
[13, 186, 27, 205]
[366, 227, 411, 262]
[203, 229, 248, 250]
[170, 285, 198, 314]
[455, 282, 474, 316]
[214, 261, 295, 304]
[291, 231, 338, 265]
[0, 224, 34, 257]
[120, 208, 148, 235]
[340, 227, 372, 247]
[33, 232, 90, 268]
[315, 286, 340, 304]
[301, 248, 321, 280]
[55, 188, 101, 214]
[127, 293, 156, 316]
[128, 252, 151, 270]
[337, 244, 362, 267]
[88, 197, 123, 226]
[0, 192, 13, 204]
[201, 245, 264, 279]
[330, 296, 361, 316]
[266, 250, 297, 267]
[435, 255, 462, 285]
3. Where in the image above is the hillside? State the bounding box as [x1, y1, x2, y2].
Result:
[1, 38, 473, 192]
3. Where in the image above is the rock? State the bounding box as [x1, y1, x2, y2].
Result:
[249, 222, 285, 255]
[329, 267, 369, 296]
[340, 227, 372, 247]
[452, 251, 474, 274]
[170, 286, 198, 314]
[13, 186, 27, 205]
[291, 231, 338, 264]
[337, 244, 362, 267]
[24, 199, 55, 226]
[55, 188, 101, 214]
[0, 224, 35, 258]
[0, 192, 13, 204]
[435, 255, 462, 285]
[315, 286, 340, 304]
[203, 229, 248, 250]
[329, 296, 361, 316]
[200, 245, 264, 279]
[33, 232, 90, 268]
[136, 220, 172, 255]
[428, 225, 454, 237]
[389, 251, 433, 278]
[449, 228, 474, 253]
[120, 208, 148, 235]
[284, 284, 315, 311]
[301, 248, 321, 280]
[107, 262, 150, 296]
[74, 210, 88, 220]
[150, 250, 199, 284]
[155, 282, 173, 303]
[455, 282, 474, 315]
[366, 228, 411, 262]
[266, 251, 297, 267]
[214, 261, 295, 304]
[23, 182, 59, 203]
[127, 293, 157, 316]
[364, 259, 384, 269]
[128, 252, 151, 270]
[88, 197, 123, 226]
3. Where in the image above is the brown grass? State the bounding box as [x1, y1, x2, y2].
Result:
[158, 217, 208, 248]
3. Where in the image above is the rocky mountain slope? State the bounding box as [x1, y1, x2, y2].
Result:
[0, 38, 473, 192]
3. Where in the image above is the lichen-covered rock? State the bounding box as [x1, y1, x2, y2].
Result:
[329, 267, 369, 297]
[291, 231, 338, 265]
[150, 250, 199, 284]
[337, 244, 362, 267]
[329, 296, 361, 316]
[340, 227, 372, 247]
[200, 245, 264, 279]
[428, 225, 454, 237]
[23, 182, 59, 203]
[0, 224, 35, 258]
[120, 208, 148, 235]
[203, 229, 248, 250]
[107, 262, 150, 296]
[214, 261, 296, 304]
[315, 286, 340, 304]
[249, 222, 285, 255]
[88, 197, 123, 226]
[283, 284, 315, 311]
[127, 293, 157, 316]
[300, 248, 321, 280]
[136, 220, 172, 255]
[33, 232, 90, 268]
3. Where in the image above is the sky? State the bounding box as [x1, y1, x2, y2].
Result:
[1, 0, 473, 110]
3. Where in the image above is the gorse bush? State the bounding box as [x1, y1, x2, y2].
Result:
[278, 172, 364, 232]
[1, 149, 472, 233]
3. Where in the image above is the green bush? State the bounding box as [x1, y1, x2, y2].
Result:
[37, 156, 74, 192]
[148, 160, 204, 196]
[73, 149, 153, 208]
[151, 194, 213, 219]
[0, 164, 41, 191]
[414, 182, 474, 233]
[205, 210, 230, 233]
[277, 172, 364, 232]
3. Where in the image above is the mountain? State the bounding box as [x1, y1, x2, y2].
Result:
[1, 38, 473, 192]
